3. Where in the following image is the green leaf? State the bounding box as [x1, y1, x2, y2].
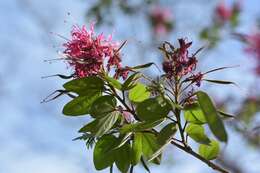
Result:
[204, 79, 237, 86]
[131, 133, 143, 165]
[90, 95, 117, 118]
[157, 123, 177, 145]
[199, 140, 220, 160]
[218, 110, 235, 119]
[79, 111, 120, 137]
[104, 75, 122, 90]
[184, 103, 206, 124]
[115, 143, 131, 173]
[129, 83, 150, 103]
[136, 97, 171, 122]
[93, 135, 118, 170]
[120, 119, 164, 134]
[142, 133, 161, 164]
[131, 62, 154, 70]
[62, 92, 101, 116]
[131, 132, 161, 165]
[63, 76, 104, 95]
[122, 72, 141, 90]
[147, 123, 177, 162]
[114, 133, 132, 149]
[185, 124, 210, 145]
[196, 91, 228, 142]
[141, 157, 151, 172]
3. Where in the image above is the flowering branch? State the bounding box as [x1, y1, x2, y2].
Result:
[45, 24, 236, 173]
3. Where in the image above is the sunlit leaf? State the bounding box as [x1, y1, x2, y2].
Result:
[104, 75, 122, 90]
[142, 133, 161, 164]
[199, 140, 220, 160]
[129, 83, 150, 103]
[184, 103, 206, 124]
[131, 133, 143, 165]
[122, 72, 141, 90]
[185, 124, 210, 145]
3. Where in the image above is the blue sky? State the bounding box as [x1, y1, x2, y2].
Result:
[0, 0, 259, 173]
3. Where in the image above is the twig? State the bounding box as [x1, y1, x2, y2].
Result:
[170, 140, 229, 173]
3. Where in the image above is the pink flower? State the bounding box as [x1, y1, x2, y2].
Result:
[114, 67, 130, 80]
[237, 31, 260, 76]
[215, 1, 232, 22]
[190, 72, 204, 87]
[245, 32, 260, 60]
[154, 24, 167, 35]
[162, 39, 198, 78]
[150, 6, 173, 36]
[63, 24, 125, 78]
[255, 64, 260, 76]
[122, 111, 133, 123]
[151, 6, 172, 22]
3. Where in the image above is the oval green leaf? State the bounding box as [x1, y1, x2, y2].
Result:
[129, 83, 150, 103]
[157, 123, 177, 145]
[90, 95, 117, 118]
[79, 111, 120, 137]
[131, 133, 143, 165]
[185, 124, 210, 145]
[142, 133, 161, 164]
[136, 97, 171, 122]
[63, 76, 104, 95]
[93, 135, 118, 170]
[196, 91, 228, 142]
[62, 92, 101, 116]
[115, 143, 131, 173]
[184, 103, 206, 124]
[199, 140, 220, 160]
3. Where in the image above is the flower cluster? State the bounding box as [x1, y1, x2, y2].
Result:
[215, 0, 241, 24]
[244, 31, 260, 75]
[162, 39, 202, 85]
[149, 6, 173, 36]
[63, 24, 129, 79]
